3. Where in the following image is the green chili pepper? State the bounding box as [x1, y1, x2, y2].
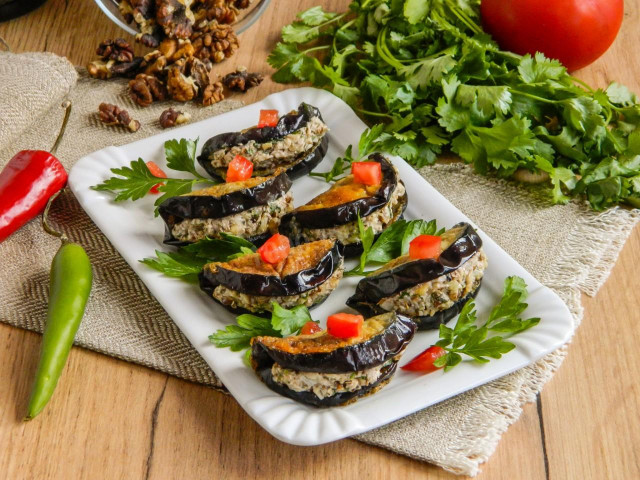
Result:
[25, 191, 93, 420]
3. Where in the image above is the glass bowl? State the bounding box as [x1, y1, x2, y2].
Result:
[93, 0, 271, 36]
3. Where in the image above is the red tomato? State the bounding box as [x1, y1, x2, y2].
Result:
[146, 161, 167, 194]
[480, 0, 624, 72]
[351, 161, 382, 186]
[257, 109, 279, 128]
[409, 235, 442, 260]
[401, 345, 446, 373]
[226, 155, 254, 183]
[327, 313, 364, 339]
[300, 321, 322, 335]
[257, 233, 290, 264]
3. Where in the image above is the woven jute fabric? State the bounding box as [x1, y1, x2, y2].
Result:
[0, 52, 638, 476]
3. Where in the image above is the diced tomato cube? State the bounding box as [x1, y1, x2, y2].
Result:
[327, 313, 364, 339]
[146, 161, 167, 194]
[257, 233, 290, 264]
[409, 235, 442, 260]
[300, 321, 322, 335]
[257, 109, 279, 128]
[351, 161, 382, 186]
[226, 155, 254, 183]
[401, 345, 446, 373]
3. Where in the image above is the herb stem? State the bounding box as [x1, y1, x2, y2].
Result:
[509, 89, 559, 104]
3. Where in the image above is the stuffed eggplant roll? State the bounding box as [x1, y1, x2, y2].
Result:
[199, 239, 344, 315]
[279, 153, 408, 256]
[197, 103, 329, 180]
[158, 170, 293, 246]
[251, 312, 416, 407]
[347, 223, 488, 330]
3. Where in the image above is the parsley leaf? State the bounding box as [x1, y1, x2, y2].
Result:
[164, 138, 206, 179]
[432, 276, 540, 371]
[139, 234, 256, 281]
[209, 303, 315, 357]
[92, 158, 163, 202]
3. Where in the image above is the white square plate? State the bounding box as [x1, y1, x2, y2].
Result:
[69, 87, 574, 446]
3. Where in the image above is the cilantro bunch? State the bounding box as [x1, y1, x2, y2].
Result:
[269, 2, 640, 210]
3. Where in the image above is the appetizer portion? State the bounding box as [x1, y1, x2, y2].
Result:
[199, 237, 345, 315]
[279, 153, 408, 256]
[251, 312, 416, 407]
[158, 169, 293, 246]
[198, 103, 329, 180]
[347, 223, 487, 330]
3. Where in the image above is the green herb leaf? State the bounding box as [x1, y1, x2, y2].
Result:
[270, 302, 313, 336]
[92, 158, 163, 202]
[209, 315, 278, 352]
[164, 138, 204, 179]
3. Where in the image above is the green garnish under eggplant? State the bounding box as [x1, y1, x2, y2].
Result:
[279, 153, 408, 256]
[347, 222, 484, 329]
[251, 312, 415, 407]
[197, 103, 329, 180]
[199, 239, 344, 298]
[158, 170, 292, 246]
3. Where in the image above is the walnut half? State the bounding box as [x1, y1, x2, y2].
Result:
[159, 107, 191, 128]
[98, 103, 140, 132]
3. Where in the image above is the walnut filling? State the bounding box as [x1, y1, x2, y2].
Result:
[212, 260, 344, 312]
[171, 192, 293, 243]
[271, 359, 393, 400]
[300, 181, 406, 245]
[210, 116, 328, 172]
[377, 249, 488, 317]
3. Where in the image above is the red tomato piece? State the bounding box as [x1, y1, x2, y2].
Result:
[257, 233, 290, 264]
[351, 161, 382, 186]
[409, 235, 442, 260]
[146, 161, 167, 195]
[327, 313, 364, 339]
[226, 155, 254, 183]
[257, 109, 279, 128]
[300, 321, 322, 335]
[401, 345, 447, 373]
[480, 0, 623, 72]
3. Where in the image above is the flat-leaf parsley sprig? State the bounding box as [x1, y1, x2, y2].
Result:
[92, 138, 218, 215]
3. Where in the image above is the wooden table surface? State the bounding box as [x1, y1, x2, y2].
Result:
[1, 1, 639, 478]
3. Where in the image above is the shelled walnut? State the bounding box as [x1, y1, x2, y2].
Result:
[87, 57, 144, 79]
[159, 107, 191, 128]
[129, 73, 168, 106]
[191, 21, 238, 63]
[97, 38, 135, 62]
[166, 56, 212, 102]
[202, 79, 224, 105]
[222, 67, 262, 92]
[98, 103, 140, 132]
[156, 0, 196, 39]
[196, 0, 238, 24]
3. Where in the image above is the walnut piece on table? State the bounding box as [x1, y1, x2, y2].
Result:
[159, 107, 191, 128]
[222, 67, 263, 92]
[156, 0, 196, 39]
[191, 20, 238, 63]
[98, 103, 141, 132]
[202, 79, 224, 105]
[129, 73, 168, 106]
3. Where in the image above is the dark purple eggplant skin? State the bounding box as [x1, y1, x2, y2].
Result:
[163, 228, 272, 248]
[282, 153, 400, 230]
[197, 103, 328, 180]
[199, 240, 344, 297]
[158, 170, 291, 224]
[348, 283, 482, 330]
[346, 222, 482, 306]
[251, 313, 416, 373]
[254, 361, 398, 408]
[199, 135, 329, 181]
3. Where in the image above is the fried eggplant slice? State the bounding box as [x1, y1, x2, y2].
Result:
[199, 239, 344, 315]
[347, 223, 487, 330]
[279, 153, 408, 256]
[158, 170, 293, 246]
[198, 103, 329, 180]
[251, 312, 416, 407]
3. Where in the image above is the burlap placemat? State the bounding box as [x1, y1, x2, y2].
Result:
[1, 52, 638, 476]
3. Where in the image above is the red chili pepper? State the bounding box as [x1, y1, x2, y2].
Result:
[327, 313, 364, 338]
[409, 235, 442, 260]
[0, 102, 71, 243]
[352, 161, 382, 186]
[146, 161, 167, 194]
[258, 109, 279, 128]
[401, 345, 447, 373]
[226, 155, 254, 183]
[257, 233, 290, 264]
[300, 321, 322, 335]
